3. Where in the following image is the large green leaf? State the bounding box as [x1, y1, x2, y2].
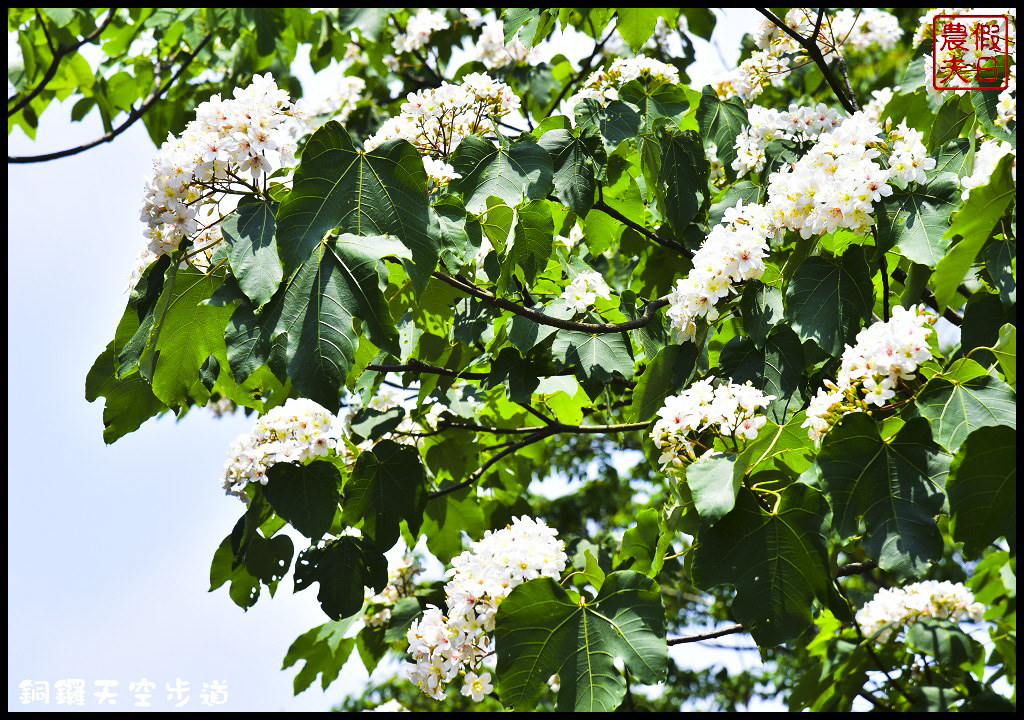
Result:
[269, 234, 408, 409]
[739, 281, 785, 349]
[972, 88, 1015, 144]
[274, 122, 435, 287]
[815, 414, 947, 577]
[696, 87, 748, 180]
[932, 154, 1015, 309]
[494, 571, 666, 712]
[874, 172, 960, 266]
[990, 324, 1016, 390]
[552, 330, 635, 398]
[507, 199, 554, 287]
[450, 136, 554, 214]
[785, 246, 873, 357]
[946, 425, 1016, 557]
[658, 128, 708, 237]
[294, 536, 388, 620]
[629, 344, 697, 422]
[616, 8, 673, 51]
[691, 484, 837, 646]
[614, 509, 671, 576]
[210, 531, 294, 610]
[719, 325, 805, 423]
[538, 129, 596, 217]
[915, 359, 1017, 453]
[574, 99, 642, 155]
[619, 80, 691, 131]
[341, 440, 428, 549]
[685, 453, 745, 525]
[144, 269, 237, 407]
[264, 460, 342, 540]
[927, 93, 974, 151]
[221, 199, 283, 310]
[420, 486, 485, 564]
[85, 342, 167, 444]
[282, 615, 360, 694]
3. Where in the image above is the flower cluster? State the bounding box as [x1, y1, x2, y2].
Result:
[803, 305, 935, 445]
[294, 75, 365, 130]
[887, 120, 937, 185]
[651, 379, 776, 469]
[961, 138, 1017, 200]
[666, 201, 773, 342]
[392, 8, 449, 54]
[765, 114, 895, 238]
[222, 397, 346, 501]
[733, 103, 844, 177]
[365, 555, 423, 628]
[364, 73, 520, 160]
[706, 142, 726, 185]
[138, 74, 301, 265]
[566, 55, 679, 111]
[463, 10, 537, 68]
[404, 516, 567, 701]
[856, 580, 985, 643]
[561, 270, 612, 313]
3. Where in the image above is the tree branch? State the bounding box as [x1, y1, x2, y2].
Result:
[9, 8, 120, 117]
[366, 359, 489, 380]
[754, 8, 858, 115]
[668, 624, 745, 645]
[428, 427, 557, 499]
[594, 193, 694, 259]
[432, 271, 670, 334]
[9, 29, 214, 164]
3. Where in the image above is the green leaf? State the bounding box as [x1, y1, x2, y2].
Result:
[222, 199, 283, 310]
[275, 123, 435, 288]
[294, 536, 387, 620]
[927, 93, 974, 151]
[270, 234, 408, 409]
[282, 617, 359, 694]
[616, 8, 665, 51]
[552, 331, 634, 398]
[696, 87, 747, 180]
[972, 89, 1014, 144]
[146, 269, 237, 407]
[420, 486, 484, 564]
[874, 173, 960, 266]
[629, 344, 697, 422]
[990, 324, 1016, 390]
[815, 415, 947, 577]
[619, 81, 691, 131]
[575, 99, 642, 155]
[915, 359, 1017, 453]
[982, 239, 1016, 306]
[508, 199, 554, 286]
[450, 136, 554, 215]
[658, 128, 708, 236]
[685, 453, 746, 525]
[932, 154, 1015, 310]
[431, 195, 482, 274]
[719, 325, 805, 423]
[785, 246, 873, 356]
[946, 425, 1017, 557]
[85, 342, 167, 443]
[691, 484, 836, 646]
[264, 461, 342, 540]
[739, 281, 785, 348]
[342, 440, 428, 549]
[615, 508, 669, 576]
[906, 618, 981, 666]
[494, 571, 666, 711]
[538, 129, 596, 217]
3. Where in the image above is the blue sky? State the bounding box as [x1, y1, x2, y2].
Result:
[8, 10, 776, 712]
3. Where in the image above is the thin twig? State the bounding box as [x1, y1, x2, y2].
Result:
[428, 428, 557, 499]
[366, 359, 489, 380]
[9, 8, 120, 117]
[9, 30, 215, 163]
[595, 190, 694, 258]
[667, 624, 745, 645]
[432, 271, 670, 334]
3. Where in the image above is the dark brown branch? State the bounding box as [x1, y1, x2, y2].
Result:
[428, 428, 557, 499]
[754, 8, 858, 115]
[9, 30, 214, 163]
[668, 624, 744, 645]
[837, 561, 877, 577]
[879, 255, 890, 321]
[366, 359, 489, 380]
[594, 193, 693, 258]
[9, 8, 120, 117]
[432, 271, 670, 334]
